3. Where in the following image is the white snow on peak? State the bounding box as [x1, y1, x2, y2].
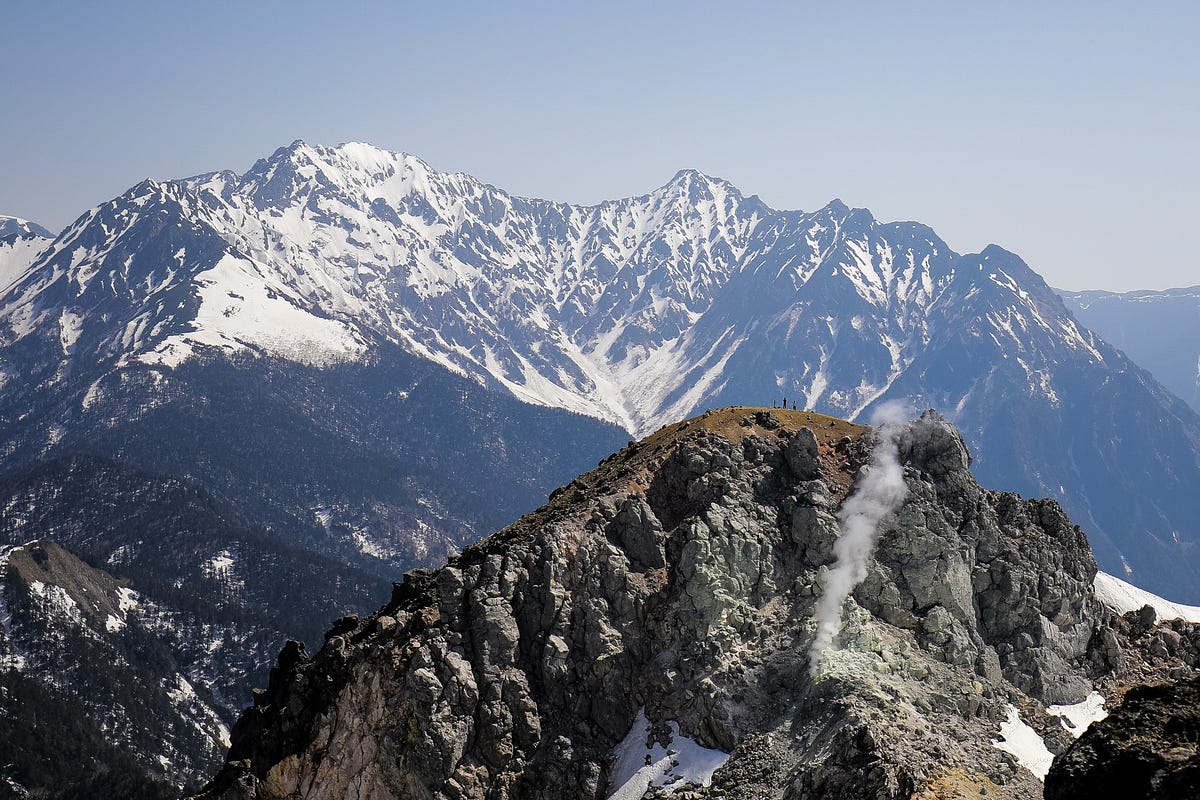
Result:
[607, 708, 729, 799]
[0, 215, 52, 239]
[0, 230, 49, 294]
[992, 704, 1054, 781]
[0, 140, 1113, 437]
[1094, 571, 1200, 622]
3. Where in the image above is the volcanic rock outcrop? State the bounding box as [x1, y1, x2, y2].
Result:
[1046, 660, 1200, 798]
[195, 408, 1197, 799]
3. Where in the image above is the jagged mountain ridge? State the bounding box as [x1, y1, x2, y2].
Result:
[0, 141, 1116, 431]
[193, 408, 1200, 800]
[2, 139, 1199, 598]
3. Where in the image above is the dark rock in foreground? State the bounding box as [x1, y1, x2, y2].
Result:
[1046, 675, 1200, 800]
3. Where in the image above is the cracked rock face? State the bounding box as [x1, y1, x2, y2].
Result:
[193, 408, 1198, 800]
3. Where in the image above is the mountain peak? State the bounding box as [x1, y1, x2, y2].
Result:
[196, 408, 1147, 800]
[817, 197, 878, 225]
[235, 139, 453, 210]
[970, 244, 1052, 292]
[529, 406, 866, 516]
[0, 216, 54, 240]
[648, 168, 751, 209]
[669, 166, 709, 182]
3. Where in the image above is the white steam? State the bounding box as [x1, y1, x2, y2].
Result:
[809, 403, 912, 675]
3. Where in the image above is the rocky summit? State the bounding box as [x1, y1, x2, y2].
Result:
[194, 408, 1200, 799]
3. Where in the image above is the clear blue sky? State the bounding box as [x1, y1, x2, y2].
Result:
[2, 1, 1196, 290]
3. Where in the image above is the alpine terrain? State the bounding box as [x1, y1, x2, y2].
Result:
[3, 141, 1200, 794]
[0, 457, 387, 797]
[0, 216, 52, 291]
[193, 408, 1200, 799]
[1, 141, 1198, 600]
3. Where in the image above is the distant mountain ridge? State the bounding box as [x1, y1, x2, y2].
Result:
[0, 215, 52, 295]
[1058, 285, 1200, 414]
[1, 140, 1199, 604]
[0, 215, 53, 240]
[0, 456, 389, 797]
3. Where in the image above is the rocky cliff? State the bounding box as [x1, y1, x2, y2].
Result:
[194, 408, 1198, 799]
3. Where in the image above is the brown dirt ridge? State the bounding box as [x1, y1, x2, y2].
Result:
[477, 406, 867, 557]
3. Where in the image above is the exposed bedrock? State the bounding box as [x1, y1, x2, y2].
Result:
[194, 408, 1194, 800]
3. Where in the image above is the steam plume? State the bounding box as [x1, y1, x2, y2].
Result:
[809, 403, 911, 675]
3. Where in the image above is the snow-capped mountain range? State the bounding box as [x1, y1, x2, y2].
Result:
[0, 144, 1109, 432]
[2, 141, 1200, 601]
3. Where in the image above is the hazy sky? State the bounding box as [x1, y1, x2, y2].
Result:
[2, 1, 1196, 291]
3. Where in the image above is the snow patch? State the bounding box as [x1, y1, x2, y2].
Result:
[351, 528, 400, 561]
[607, 708, 729, 799]
[313, 505, 334, 533]
[117, 586, 139, 613]
[81, 378, 105, 410]
[208, 553, 233, 573]
[201, 549, 244, 593]
[992, 704, 1054, 781]
[1048, 691, 1107, 737]
[107, 543, 138, 566]
[138, 253, 366, 369]
[167, 673, 198, 705]
[26, 579, 86, 628]
[58, 309, 84, 354]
